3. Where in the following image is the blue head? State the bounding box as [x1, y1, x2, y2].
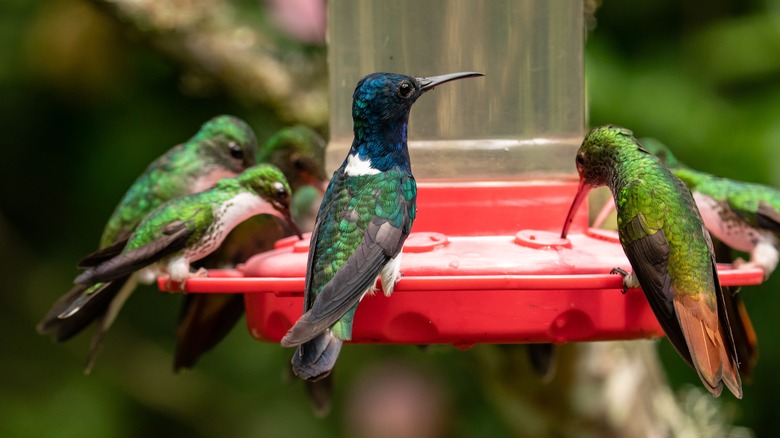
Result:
[348, 71, 482, 172]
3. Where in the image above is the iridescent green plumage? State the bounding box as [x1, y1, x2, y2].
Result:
[258, 125, 327, 190]
[640, 139, 767, 380]
[37, 115, 258, 371]
[174, 126, 327, 371]
[74, 164, 295, 288]
[642, 138, 780, 279]
[101, 115, 258, 246]
[561, 125, 742, 398]
[310, 169, 416, 340]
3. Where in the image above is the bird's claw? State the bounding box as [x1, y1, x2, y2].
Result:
[165, 278, 186, 292]
[609, 267, 630, 294]
[194, 267, 209, 278]
[733, 258, 768, 280]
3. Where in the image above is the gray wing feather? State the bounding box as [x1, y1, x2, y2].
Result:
[281, 219, 403, 346]
[622, 216, 694, 366]
[74, 222, 193, 285]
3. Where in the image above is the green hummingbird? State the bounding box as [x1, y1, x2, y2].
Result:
[280, 71, 483, 383]
[640, 138, 766, 379]
[561, 125, 743, 398]
[641, 138, 780, 280]
[174, 126, 327, 371]
[37, 115, 258, 371]
[67, 164, 298, 320]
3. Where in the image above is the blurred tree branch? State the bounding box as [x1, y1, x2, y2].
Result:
[86, 0, 328, 127]
[471, 342, 748, 438]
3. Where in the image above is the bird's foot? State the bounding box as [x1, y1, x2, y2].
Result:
[193, 267, 209, 278]
[164, 278, 186, 292]
[609, 267, 638, 294]
[732, 258, 768, 280]
[732, 257, 749, 268]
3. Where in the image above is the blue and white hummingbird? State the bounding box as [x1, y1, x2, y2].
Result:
[280, 72, 483, 382]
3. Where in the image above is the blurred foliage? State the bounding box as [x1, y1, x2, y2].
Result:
[3, 0, 780, 437]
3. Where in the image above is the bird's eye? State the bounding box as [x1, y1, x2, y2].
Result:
[398, 81, 414, 98]
[291, 154, 307, 170]
[575, 154, 585, 166]
[273, 182, 288, 202]
[228, 141, 244, 159]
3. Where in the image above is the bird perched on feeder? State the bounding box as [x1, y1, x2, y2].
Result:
[37, 115, 258, 372]
[640, 138, 780, 280]
[54, 164, 299, 356]
[640, 138, 765, 380]
[175, 126, 327, 371]
[561, 125, 743, 398]
[280, 72, 483, 383]
[72, 164, 298, 286]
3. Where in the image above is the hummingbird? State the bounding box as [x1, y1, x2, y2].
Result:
[561, 125, 743, 398]
[280, 72, 484, 383]
[65, 164, 299, 318]
[174, 125, 327, 371]
[640, 138, 780, 280]
[37, 115, 258, 371]
[640, 139, 766, 380]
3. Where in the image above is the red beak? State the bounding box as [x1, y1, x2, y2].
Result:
[561, 178, 591, 239]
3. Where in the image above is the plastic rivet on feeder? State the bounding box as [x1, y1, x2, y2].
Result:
[158, 0, 765, 348]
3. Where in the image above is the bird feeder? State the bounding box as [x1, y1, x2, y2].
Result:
[159, 0, 764, 347]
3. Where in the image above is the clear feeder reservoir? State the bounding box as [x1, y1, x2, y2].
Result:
[159, 0, 765, 346]
[327, 0, 586, 180]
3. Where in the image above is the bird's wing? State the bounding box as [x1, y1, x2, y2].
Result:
[723, 183, 780, 232]
[310, 218, 404, 323]
[283, 170, 415, 346]
[282, 219, 402, 346]
[754, 201, 780, 232]
[619, 206, 695, 368]
[74, 219, 198, 285]
[77, 238, 130, 268]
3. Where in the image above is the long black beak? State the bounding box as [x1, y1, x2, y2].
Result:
[561, 178, 591, 239]
[283, 210, 303, 239]
[417, 72, 484, 92]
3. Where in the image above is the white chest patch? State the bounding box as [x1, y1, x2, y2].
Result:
[187, 192, 277, 261]
[344, 153, 381, 176]
[693, 191, 762, 252]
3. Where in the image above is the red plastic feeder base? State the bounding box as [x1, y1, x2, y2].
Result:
[158, 180, 764, 347]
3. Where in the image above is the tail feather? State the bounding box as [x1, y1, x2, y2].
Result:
[527, 343, 558, 382]
[673, 296, 742, 398]
[37, 278, 128, 342]
[305, 374, 334, 417]
[291, 330, 343, 381]
[84, 275, 138, 374]
[173, 294, 245, 372]
[721, 286, 758, 381]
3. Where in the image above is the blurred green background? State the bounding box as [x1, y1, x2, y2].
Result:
[2, 0, 780, 436]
